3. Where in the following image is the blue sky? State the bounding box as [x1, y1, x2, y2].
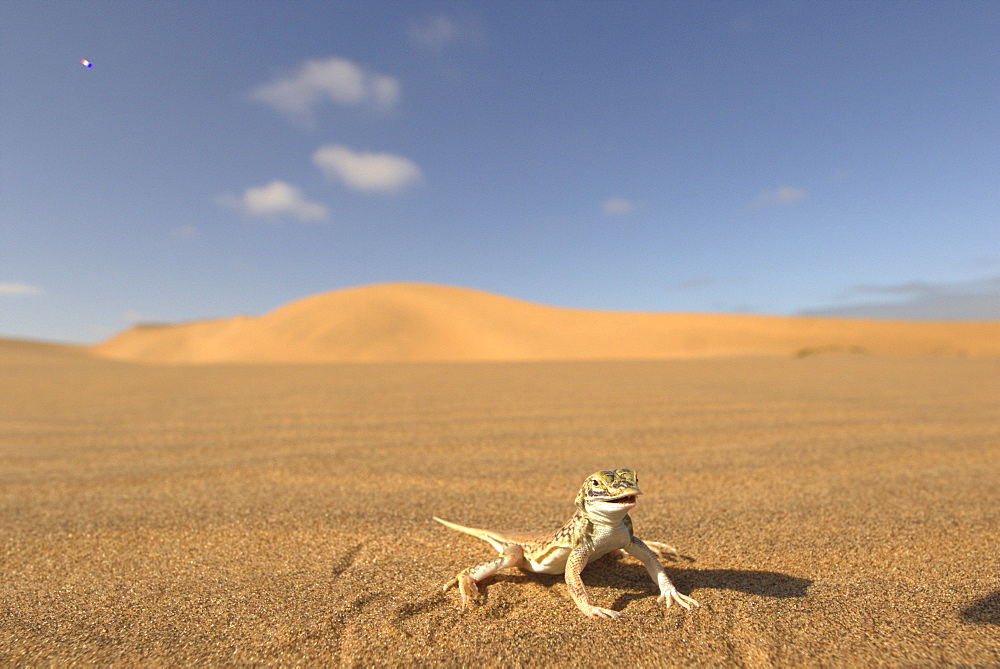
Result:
[2, 1, 998, 343]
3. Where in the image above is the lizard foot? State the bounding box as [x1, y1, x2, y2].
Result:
[443, 572, 480, 609]
[579, 604, 623, 619]
[659, 588, 699, 609]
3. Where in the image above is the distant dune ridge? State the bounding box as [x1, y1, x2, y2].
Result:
[87, 282, 1000, 363]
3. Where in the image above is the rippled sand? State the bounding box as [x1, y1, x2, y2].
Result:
[2, 342, 998, 664]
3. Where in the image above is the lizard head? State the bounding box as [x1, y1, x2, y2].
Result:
[575, 469, 642, 515]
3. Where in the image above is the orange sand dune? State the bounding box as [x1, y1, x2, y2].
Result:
[89, 282, 1000, 363]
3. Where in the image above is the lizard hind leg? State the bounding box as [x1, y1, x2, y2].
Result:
[443, 543, 526, 610]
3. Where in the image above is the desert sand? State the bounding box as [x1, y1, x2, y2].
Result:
[3, 287, 999, 665]
[90, 283, 1000, 363]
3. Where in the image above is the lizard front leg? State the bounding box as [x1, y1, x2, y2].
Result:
[625, 536, 699, 609]
[443, 543, 524, 610]
[565, 544, 622, 619]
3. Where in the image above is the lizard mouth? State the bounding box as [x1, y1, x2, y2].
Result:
[610, 495, 638, 504]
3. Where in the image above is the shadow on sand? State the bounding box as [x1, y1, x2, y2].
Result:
[602, 564, 811, 611]
[554, 559, 811, 610]
[476, 561, 812, 613]
[676, 567, 812, 598]
[961, 591, 1000, 625]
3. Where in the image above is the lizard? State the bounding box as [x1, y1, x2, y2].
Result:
[434, 468, 699, 619]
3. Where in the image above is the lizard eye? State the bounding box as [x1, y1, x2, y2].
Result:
[590, 478, 600, 486]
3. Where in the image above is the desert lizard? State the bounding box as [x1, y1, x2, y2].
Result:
[434, 468, 699, 619]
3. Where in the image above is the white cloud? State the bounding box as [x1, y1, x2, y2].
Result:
[313, 144, 422, 194]
[249, 56, 399, 123]
[410, 16, 458, 50]
[0, 282, 42, 296]
[409, 15, 480, 51]
[217, 180, 328, 221]
[756, 186, 807, 206]
[602, 197, 634, 216]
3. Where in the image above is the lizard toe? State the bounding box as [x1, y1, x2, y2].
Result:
[583, 605, 623, 619]
[659, 590, 699, 609]
[456, 574, 480, 608]
[676, 592, 699, 609]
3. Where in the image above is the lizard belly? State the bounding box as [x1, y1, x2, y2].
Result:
[523, 522, 632, 574]
[525, 546, 573, 574]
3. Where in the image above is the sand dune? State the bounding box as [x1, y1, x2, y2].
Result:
[89, 282, 1000, 363]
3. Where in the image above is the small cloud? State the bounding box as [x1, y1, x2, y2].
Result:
[409, 15, 480, 51]
[971, 255, 999, 268]
[602, 197, 634, 216]
[844, 280, 942, 297]
[313, 144, 422, 194]
[807, 275, 1000, 320]
[829, 169, 851, 184]
[755, 186, 806, 207]
[217, 180, 329, 221]
[249, 56, 399, 124]
[0, 282, 42, 297]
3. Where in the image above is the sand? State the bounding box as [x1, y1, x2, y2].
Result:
[1, 337, 998, 665]
[90, 283, 1000, 363]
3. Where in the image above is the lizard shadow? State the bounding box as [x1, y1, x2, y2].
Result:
[487, 559, 811, 610]
[673, 566, 813, 598]
[961, 590, 1000, 625]
[601, 562, 812, 611]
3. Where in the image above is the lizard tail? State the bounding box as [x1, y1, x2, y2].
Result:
[432, 516, 511, 553]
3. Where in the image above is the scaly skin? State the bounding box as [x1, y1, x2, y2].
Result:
[434, 468, 699, 618]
